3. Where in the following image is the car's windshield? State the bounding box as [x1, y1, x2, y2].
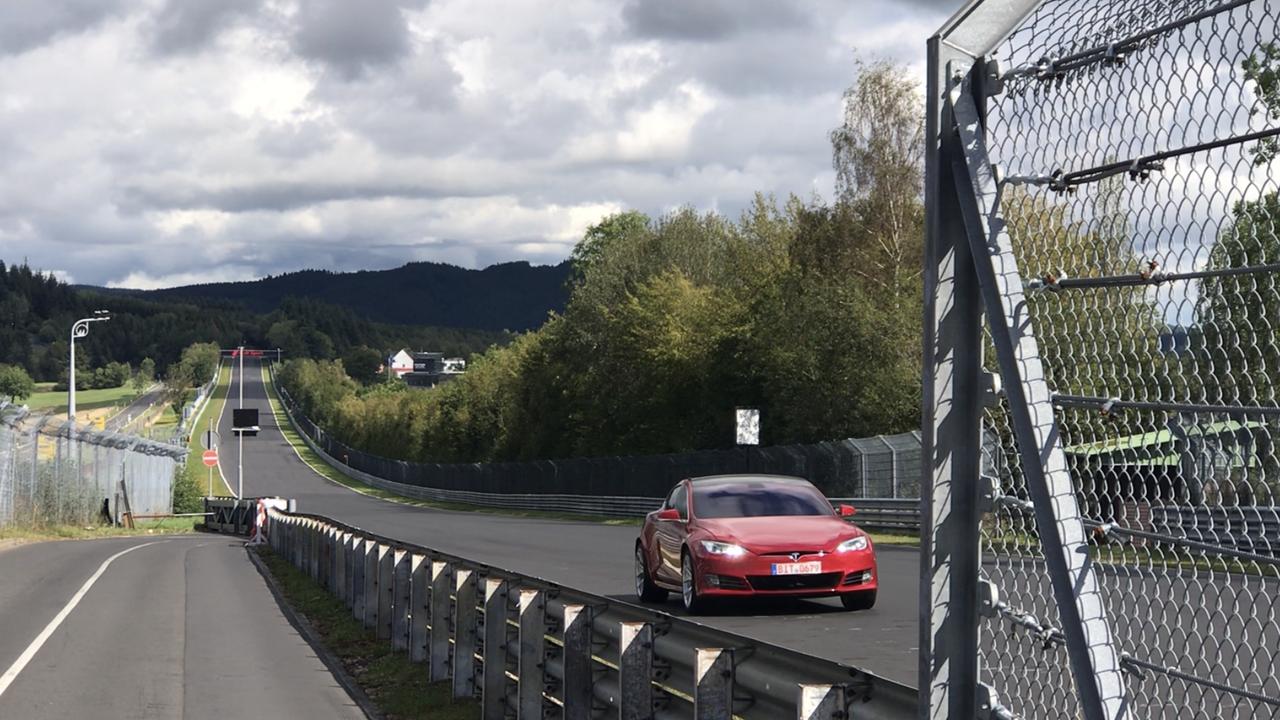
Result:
[692, 483, 832, 518]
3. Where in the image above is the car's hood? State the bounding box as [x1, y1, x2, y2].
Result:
[697, 516, 859, 553]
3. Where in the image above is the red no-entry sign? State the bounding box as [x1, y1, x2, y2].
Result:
[202, 449, 219, 467]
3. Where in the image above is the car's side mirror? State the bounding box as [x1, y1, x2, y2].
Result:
[839, 504, 856, 517]
[657, 508, 682, 521]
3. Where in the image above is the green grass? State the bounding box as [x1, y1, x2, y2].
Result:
[0, 517, 199, 541]
[26, 384, 136, 412]
[254, 547, 479, 720]
[182, 365, 233, 497]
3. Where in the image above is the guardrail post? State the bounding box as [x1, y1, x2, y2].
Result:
[335, 531, 349, 603]
[377, 544, 395, 641]
[363, 542, 380, 630]
[392, 549, 411, 652]
[430, 560, 452, 681]
[311, 522, 321, 580]
[351, 536, 366, 620]
[562, 604, 591, 720]
[325, 526, 337, 592]
[517, 588, 546, 719]
[619, 622, 653, 720]
[342, 532, 355, 607]
[453, 569, 478, 699]
[482, 577, 509, 720]
[409, 553, 429, 663]
[798, 684, 848, 720]
[694, 648, 733, 720]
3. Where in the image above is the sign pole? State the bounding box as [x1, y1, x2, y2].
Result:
[207, 416, 214, 497]
[238, 346, 244, 500]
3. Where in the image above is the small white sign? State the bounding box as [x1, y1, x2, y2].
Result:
[735, 408, 760, 445]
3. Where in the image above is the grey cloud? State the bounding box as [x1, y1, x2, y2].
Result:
[149, 0, 262, 56]
[0, 0, 128, 56]
[622, 0, 808, 41]
[122, 179, 488, 214]
[292, 0, 411, 78]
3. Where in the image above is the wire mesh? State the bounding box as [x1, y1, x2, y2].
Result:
[0, 402, 185, 528]
[972, 0, 1280, 717]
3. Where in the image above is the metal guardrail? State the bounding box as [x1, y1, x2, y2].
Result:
[204, 497, 260, 535]
[236, 505, 918, 720]
[1151, 506, 1280, 558]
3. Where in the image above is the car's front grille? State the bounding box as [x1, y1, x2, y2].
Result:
[758, 550, 824, 557]
[747, 572, 842, 591]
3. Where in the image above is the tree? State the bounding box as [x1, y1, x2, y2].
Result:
[163, 361, 195, 418]
[342, 346, 383, 386]
[0, 364, 34, 403]
[828, 58, 925, 298]
[133, 357, 155, 395]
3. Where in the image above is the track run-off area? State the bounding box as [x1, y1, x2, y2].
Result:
[225, 357, 924, 685]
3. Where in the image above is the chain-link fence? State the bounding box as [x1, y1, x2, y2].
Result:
[926, 1, 1280, 718]
[0, 402, 186, 528]
[274, 374, 921, 500]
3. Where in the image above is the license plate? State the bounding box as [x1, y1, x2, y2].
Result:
[771, 561, 822, 575]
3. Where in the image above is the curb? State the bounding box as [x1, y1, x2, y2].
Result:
[245, 545, 384, 720]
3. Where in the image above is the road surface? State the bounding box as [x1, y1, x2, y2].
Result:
[0, 536, 365, 719]
[104, 385, 165, 433]
[222, 357, 922, 686]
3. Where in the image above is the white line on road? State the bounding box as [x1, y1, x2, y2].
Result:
[0, 540, 167, 699]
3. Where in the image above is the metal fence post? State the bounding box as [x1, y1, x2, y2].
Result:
[351, 536, 366, 621]
[377, 544, 394, 641]
[392, 549, 411, 652]
[517, 588, 546, 719]
[453, 569, 478, 699]
[482, 577, 509, 720]
[618, 621, 653, 720]
[562, 604, 592, 720]
[798, 684, 847, 720]
[335, 531, 349, 603]
[429, 560, 452, 682]
[694, 648, 733, 720]
[409, 553, 430, 664]
[363, 541, 380, 630]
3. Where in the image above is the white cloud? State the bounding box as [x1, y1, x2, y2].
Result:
[0, 0, 950, 288]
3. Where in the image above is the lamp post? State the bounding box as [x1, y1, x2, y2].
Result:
[68, 310, 111, 424]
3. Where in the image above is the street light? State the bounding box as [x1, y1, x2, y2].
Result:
[69, 310, 111, 424]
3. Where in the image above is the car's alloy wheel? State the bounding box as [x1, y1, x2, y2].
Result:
[681, 551, 703, 614]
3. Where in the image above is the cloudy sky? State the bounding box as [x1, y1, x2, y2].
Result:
[0, 0, 951, 289]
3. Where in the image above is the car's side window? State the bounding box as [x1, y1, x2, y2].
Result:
[664, 485, 682, 509]
[672, 485, 688, 520]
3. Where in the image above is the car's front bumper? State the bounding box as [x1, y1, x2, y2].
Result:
[693, 550, 878, 598]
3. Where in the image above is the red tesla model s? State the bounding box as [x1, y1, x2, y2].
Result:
[635, 475, 877, 613]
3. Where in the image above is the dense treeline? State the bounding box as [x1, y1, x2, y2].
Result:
[278, 62, 926, 463]
[139, 260, 572, 332]
[0, 262, 508, 383]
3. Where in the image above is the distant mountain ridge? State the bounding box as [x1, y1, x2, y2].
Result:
[120, 261, 573, 332]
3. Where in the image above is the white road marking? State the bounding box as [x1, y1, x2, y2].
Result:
[0, 540, 167, 698]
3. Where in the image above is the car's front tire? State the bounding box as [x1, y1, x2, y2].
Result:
[635, 544, 668, 603]
[840, 589, 877, 611]
[681, 549, 707, 614]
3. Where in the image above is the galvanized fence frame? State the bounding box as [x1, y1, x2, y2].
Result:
[211, 501, 920, 720]
[0, 402, 185, 527]
[925, 1, 1280, 718]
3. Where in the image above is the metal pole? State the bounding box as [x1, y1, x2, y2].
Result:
[207, 416, 214, 497]
[68, 330, 75, 423]
[238, 347, 243, 499]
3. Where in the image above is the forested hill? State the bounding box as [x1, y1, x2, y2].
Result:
[0, 260, 508, 383]
[125, 261, 573, 332]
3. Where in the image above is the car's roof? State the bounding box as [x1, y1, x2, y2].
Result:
[687, 474, 812, 487]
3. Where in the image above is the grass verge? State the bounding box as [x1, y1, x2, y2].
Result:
[27, 384, 137, 412]
[183, 364, 233, 498]
[0, 517, 199, 541]
[254, 546, 479, 720]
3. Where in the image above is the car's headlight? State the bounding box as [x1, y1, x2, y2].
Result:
[700, 540, 746, 557]
[837, 536, 869, 553]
